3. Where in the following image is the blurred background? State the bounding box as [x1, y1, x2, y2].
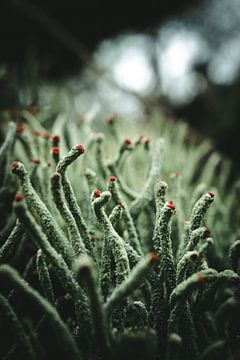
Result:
[1, 0, 240, 165]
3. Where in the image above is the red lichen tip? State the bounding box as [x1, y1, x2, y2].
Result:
[124, 138, 132, 146]
[32, 159, 41, 165]
[167, 200, 175, 210]
[208, 191, 214, 198]
[106, 112, 117, 124]
[52, 172, 61, 180]
[47, 162, 52, 168]
[76, 144, 85, 154]
[31, 253, 37, 262]
[52, 147, 60, 155]
[117, 204, 124, 209]
[52, 134, 60, 143]
[149, 252, 159, 262]
[190, 252, 199, 262]
[90, 235, 97, 241]
[11, 161, 20, 170]
[109, 175, 117, 182]
[143, 136, 150, 144]
[16, 125, 27, 133]
[204, 227, 211, 238]
[93, 189, 102, 198]
[197, 274, 205, 283]
[15, 193, 24, 202]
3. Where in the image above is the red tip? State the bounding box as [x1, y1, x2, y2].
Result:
[47, 162, 52, 167]
[93, 189, 101, 198]
[15, 193, 24, 202]
[11, 161, 19, 170]
[143, 136, 150, 145]
[52, 134, 60, 143]
[149, 252, 159, 262]
[190, 253, 199, 262]
[197, 274, 205, 283]
[52, 172, 61, 180]
[117, 204, 124, 209]
[124, 138, 132, 146]
[204, 227, 211, 238]
[32, 159, 41, 165]
[208, 192, 214, 198]
[109, 175, 117, 182]
[16, 125, 27, 133]
[31, 253, 37, 262]
[106, 112, 116, 124]
[76, 144, 85, 154]
[167, 200, 175, 210]
[52, 147, 60, 155]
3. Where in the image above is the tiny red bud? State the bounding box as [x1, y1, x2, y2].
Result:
[93, 189, 101, 198]
[143, 136, 150, 145]
[52, 147, 60, 155]
[190, 253, 199, 262]
[52, 172, 61, 180]
[16, 125, 27, 133]
[31, 253, 37, 262]
[124, 138, 132, 146]
[167, 200, 175, 210]
[204, 227, 211, 238]
[76, 144, 85, 154]
[11, 161, 19, 170]
[198, 260, 204, 266]
[15, 193, 24, 202]
[149, 252, 159, 262]
[32, 159, 41, 165]
[106, 112, 117, 124]
[208, 192, 214, 198]
[52, 134, 60, 143]
[117, 204, 124, 209]
[197, 274, 205, 283]
[47, 162, 52, 167]
[109, 175, 117, 182]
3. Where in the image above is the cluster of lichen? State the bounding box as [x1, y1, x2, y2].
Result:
[0, 109, 240, 360]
